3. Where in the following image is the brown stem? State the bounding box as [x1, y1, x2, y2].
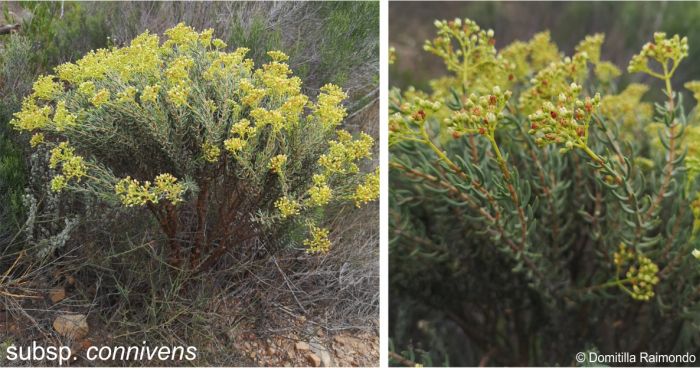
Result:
[190, 182, 210, 268]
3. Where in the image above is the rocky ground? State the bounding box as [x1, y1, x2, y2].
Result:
[228, 321, 379, 367]
[1, 284, 379, 367]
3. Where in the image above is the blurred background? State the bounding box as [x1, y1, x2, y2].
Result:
[390, 2, 700, 92]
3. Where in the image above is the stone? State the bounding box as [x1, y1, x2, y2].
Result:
[307, 353, 321, 367]
[53, 314, 88, 339]
[295, 341, 310, 351]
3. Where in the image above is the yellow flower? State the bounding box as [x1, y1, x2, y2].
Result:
[167, 84, 190, 107]
[353, 168, 379, 207]
[685, 80, 700, 103]
[10, 97, 51, 131]
[212, 38, 227, 49]
[165, 56, 194, 84]
[53, 100, 77, 131]
[267, 50, 290, 62]
[594, 61, 622, 83]
[575, 33, 605, 64]
[141, 84, 161, 104]
[78, 81, 96, 96]
[50, 175, 67, 192]
[303, 224, 331, 253]
[163, 22, 200, 49]
[117, 86, 137, 104]
[269, 155, 288, 173]
[224, 137, 247, 153]
[91, 89, 111, 107]
[276, 196, 301, 218]
[32, 75, 61, 100]
[308, 184, 332, 207]
[314, 84, 348, 128]
[203, 142, 221, 163]
[153, 173, 185, 204]
[30, 133, 44, 148]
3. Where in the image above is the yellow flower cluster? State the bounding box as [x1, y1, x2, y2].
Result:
[527, 31, 562, 71]
[141, 84, 161, 104]
[48, 142, 87, 192]
[519, 52, 589, 115]
[685, 80, 700, 103]
[275, 196, 301, 218]
[223, 118, 257, 154]
[32, 75, 62, 100]
[594, 61, 622, 83]
[78, 81, 96, 96]
[239, 79, 267, 107]
[352, 168, 380, 207]
[251, 107, 286, 132]
[163, 23, 201, 50]
[423, 18, 504, 92]
[91, 89, 110, 107]
[314, 84, 348, 128]
[303, 224, 331, 253]
[30, 133, 44, 148]
[256, 52, 302, 97]
[528, 83, 601, 153]
[116, 87, 137, 104]
[445, 86, 512, 137]
[269, 155, 288, 173]
[318, 131, 374, 174]
[628, 32, 689, 76]
[203, 142, 221, 163]
[10, 98, 51, 131]
[599, 84, 653, 132]
[165, 56, 194, 83]
[204, 47, 251, 80]
[613, 243, 660, 301]
[56, 32, 162, 84]
[115, 173, 185, 207]
[307, 174, 332, 206]
[167, 84, 191, 107]
[574, 33, 605, 64]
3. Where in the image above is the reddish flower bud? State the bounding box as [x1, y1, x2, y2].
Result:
[550, 111, 558, 119]
[452, 131, 462, 139]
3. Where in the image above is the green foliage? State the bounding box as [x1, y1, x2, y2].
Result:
[0, 34, 33, 236]
[390, 18, 700, 366]
[12, 23, 378, 270]
[14, 2, 109, 67]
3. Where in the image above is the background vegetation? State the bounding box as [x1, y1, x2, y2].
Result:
[0, 2, 378, 366]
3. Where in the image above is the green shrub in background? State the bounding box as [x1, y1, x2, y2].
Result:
[11, 23, 378, 269]
[0, 34, 33, 238]
[390, 18, 700, 366]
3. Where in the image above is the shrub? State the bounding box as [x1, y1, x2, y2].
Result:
[390, 18, 700, 365]
[11, 23, 378, 271]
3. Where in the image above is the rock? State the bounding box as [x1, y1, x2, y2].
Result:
[53, 314, 88, 339]
[49, 288, 66, 303]
[309, 338, 333, 367]
[295, 341, 310, 351]
[266, 346, 276, 355]
[307, 353, 321, 367]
